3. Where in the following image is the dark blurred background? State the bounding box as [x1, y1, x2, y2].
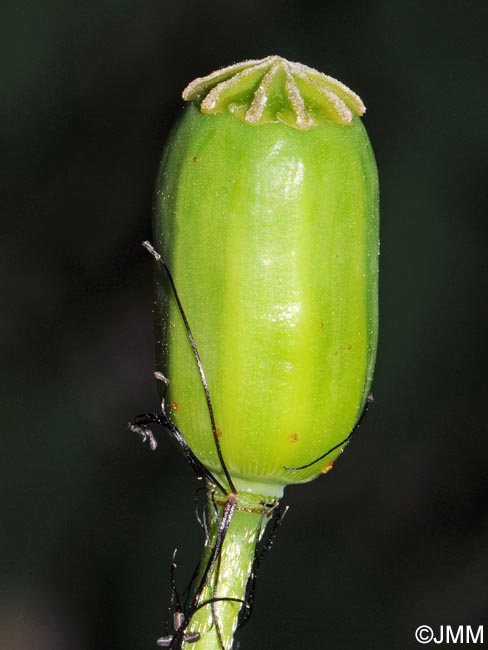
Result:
[2, 1, 487, 648]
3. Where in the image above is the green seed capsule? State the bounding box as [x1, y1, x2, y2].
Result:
[153, 56, 379, 499]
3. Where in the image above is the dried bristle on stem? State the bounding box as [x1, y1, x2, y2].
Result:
[237, 503, 289, 630]
[166, 496, 238, 649]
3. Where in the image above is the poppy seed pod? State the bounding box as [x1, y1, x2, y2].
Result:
[145, 56, 379, 649]
[153, 56, 379, 499]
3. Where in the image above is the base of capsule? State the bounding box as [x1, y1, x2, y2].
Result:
[214, 474, 285, 500]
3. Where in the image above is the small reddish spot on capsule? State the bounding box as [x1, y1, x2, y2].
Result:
[289, 432, 298, 443]
[171, 402, 179, 411]
[192, 156, 198, 162]
[346, 344, 352, 350]
[319, 322, 324, 332]
[320, 462, 334, 474]
[216, 427, 223, 438]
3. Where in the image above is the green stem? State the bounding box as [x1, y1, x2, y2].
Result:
[181, 486, 278, 649]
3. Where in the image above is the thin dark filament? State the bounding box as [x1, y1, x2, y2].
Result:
[182, 562, 201, 615]
[171, 496, 237, 649]
[284, 395, 372, 471]
[284, 433, 352, 471]
[210, 490, 220, 518]
[193, 496, 237, 605]
[164, 418, 229, 495]
[194, 487, 208, 537]
[192, 596, 247, 614]
[143, 241, 236, 495]
[170, 550, 183, 625]
[237, 504, 288, 629]
[212, 550, 225, 650]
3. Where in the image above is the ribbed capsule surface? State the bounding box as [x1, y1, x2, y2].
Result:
[154, 72, 378, 495]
